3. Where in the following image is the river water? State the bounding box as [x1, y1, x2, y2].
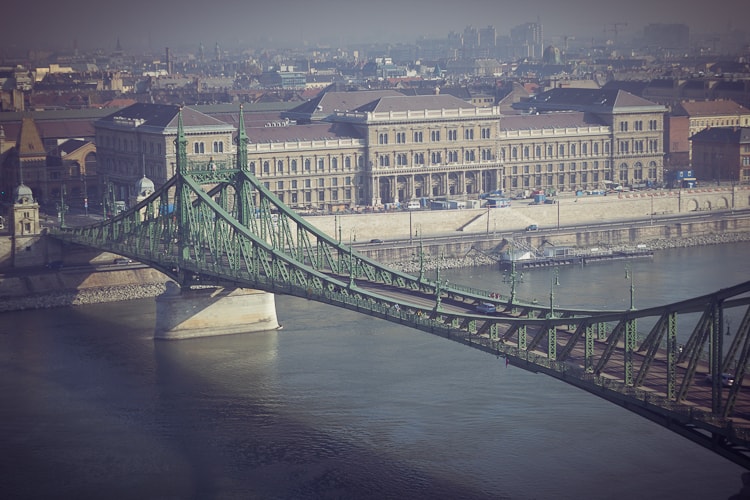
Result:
[1, 242, 750, 499]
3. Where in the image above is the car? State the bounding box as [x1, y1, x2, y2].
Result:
[475, 302, 496, 314]
[113, 258, 133, 265]
[525, 224, 539, 231]
[705, 373, 735, 388]
[369, 238, 384, 244]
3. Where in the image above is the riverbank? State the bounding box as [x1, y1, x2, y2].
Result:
[390, 230, 750, 274]
[2, 230, 749, 313]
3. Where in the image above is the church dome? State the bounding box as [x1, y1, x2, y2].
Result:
[14, 183, 34, 204]
[134, 175, 155, 198]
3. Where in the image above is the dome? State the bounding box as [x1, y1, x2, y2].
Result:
[134, 175, 155, 198]
[14, 183, 34, 204]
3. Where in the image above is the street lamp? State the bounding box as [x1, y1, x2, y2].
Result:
[625, 264, 636, 311]
[548, 267, 560, 318]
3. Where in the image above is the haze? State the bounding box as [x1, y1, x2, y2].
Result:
[3, 0, 747, 51]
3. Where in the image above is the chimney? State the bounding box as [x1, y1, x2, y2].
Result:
[165, 47, 171, 75]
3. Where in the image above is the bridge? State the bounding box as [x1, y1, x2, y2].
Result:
[51, 107, 750, 469]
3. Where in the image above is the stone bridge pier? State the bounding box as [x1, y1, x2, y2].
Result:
[155, 282, 281, 340]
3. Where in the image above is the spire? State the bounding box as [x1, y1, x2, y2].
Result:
[175, 107, 187, 175]
[236, 104, 248, 171]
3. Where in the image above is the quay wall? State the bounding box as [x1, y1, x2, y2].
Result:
[310, 185, 750, 243]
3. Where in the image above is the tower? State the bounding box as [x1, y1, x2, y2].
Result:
[12, 181, 43, 267]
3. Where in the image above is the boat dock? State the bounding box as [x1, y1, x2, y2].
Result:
[499, 249, 654, 270]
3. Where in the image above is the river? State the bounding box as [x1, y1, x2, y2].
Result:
[1, 242, 749, 499]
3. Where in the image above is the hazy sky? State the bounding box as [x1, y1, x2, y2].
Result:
[3, 0, 747, 52]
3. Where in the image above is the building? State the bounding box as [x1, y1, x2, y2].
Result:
[512, 88, 667, 189]
[94, 88, 668, 211]
[690, 127, 750, 184]
[673, 99, 750, 162]
[94, 103, 235, 203]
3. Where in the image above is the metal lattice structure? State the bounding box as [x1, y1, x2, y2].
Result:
[52, 107, 750, 469]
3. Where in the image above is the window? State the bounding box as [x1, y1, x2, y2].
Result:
[414, 131, 423, 143]
[414, 153, 424, 165]
[277, 181, 284, 189]
[593, 143, 599, 155]
[512, 147, 518, 159]
[277, 160, 284, 173]
[523, 146, 529, 158]
[379, 155, 390, 167]
[345, 157, 351, 169]
[193, 142, 205, 154]
[448, 129, 458, 141]
[465, 150, 476, 162]
[448, 151, 458, 162]
[582, 143, 588, 155]
[464, 129, 474, 140]
[292, 180, 298, 188]
[396, 132, 406, 144]
[535, 145, 541, 157]
[212, 141, 224, 153]
[547, 145, 553, 157]
[291, 159, 298, 172]
[304, 159, 311, 172]
[559, 144, 565, 156]
[397, 153, 408, 166]
[263, 161, 270, 174]
[431, 130, 440, 141]
[331, 157, 338, 170]
[481, 127, 491, 139]
[318, 178, 325, 187]
[317, 158, 325, 171]
[620, 121, 628, 132]
[378, 133, 388, 145]
[431, 151, 442, 164]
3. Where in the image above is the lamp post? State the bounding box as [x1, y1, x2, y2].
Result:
[625, 263, 636, 311]
[556, 198, 560, 230]
[548, 267, 560, 318]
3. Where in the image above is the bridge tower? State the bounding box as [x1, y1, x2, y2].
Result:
[154, 106, 281, 340]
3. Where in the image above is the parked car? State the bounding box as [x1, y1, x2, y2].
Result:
[369, 238, 384, 244]
[705, 373, 735, 388]
[113, 258, 133, 265]
[525, 224, 539, 231]
[475, 302, 496, 314]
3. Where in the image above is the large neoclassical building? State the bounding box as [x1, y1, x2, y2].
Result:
[95, 88, 667, 210]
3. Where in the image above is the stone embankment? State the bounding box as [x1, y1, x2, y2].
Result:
[0, 283, 167, 312]
[391, 231, 750, 274]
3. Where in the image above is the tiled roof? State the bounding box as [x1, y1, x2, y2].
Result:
[675, 99, 750, 117]
[515, 88, 662, 113]
[97, 103, 232, 130]
[246, 122, 362, 143]
[353, 94, 476, 113]
[47, 139, 89, 157]
[17, 117, 46, 157]
[285, 89, 403, 120]
[499, 111, 606, 130]
[690, 127, 750, 143]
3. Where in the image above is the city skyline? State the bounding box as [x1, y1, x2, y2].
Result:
[3, 0, 747, 52]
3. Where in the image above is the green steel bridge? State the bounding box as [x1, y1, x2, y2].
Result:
[52, 108, 750, 469]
